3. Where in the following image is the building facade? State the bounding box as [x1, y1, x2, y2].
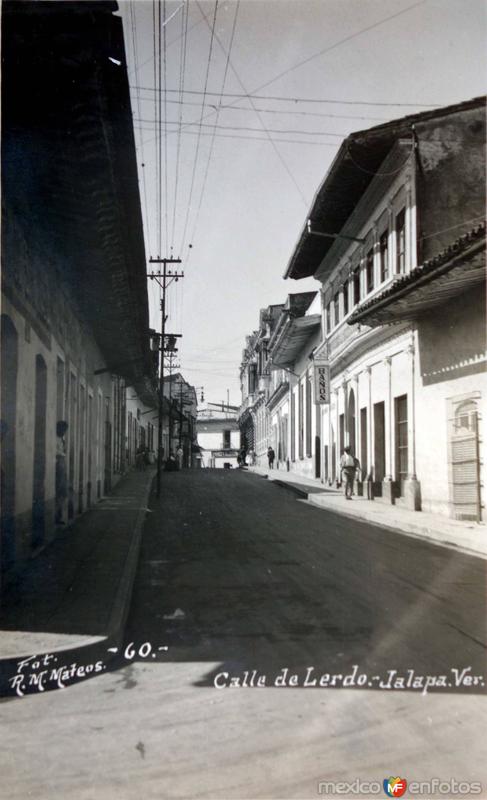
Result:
[197, 406, 240, 468]
[266, 293, 321, 477]
[238, 305, 283, 465]
[1, 1, 158, 586]
[285, 96, 486, 520]
[162, 374, 198, 467]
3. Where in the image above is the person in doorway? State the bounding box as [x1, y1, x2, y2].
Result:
[176, 446, 184, 470]
[55, 420, 68, 523]
[267, 446, 275, 469]
[165, 451, 178, 471]
[340, 446, 356, 499]
[136, 444, 147, 471]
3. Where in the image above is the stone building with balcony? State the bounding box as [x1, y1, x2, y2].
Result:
[266, 292, 321, 477]
[285, 96, 486, 521]
[238, 304, 284, 464]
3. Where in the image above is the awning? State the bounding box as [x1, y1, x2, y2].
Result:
[348, 224, 485, 328]
[271, 314, 321, 368]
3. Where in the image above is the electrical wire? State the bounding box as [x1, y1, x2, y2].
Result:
[179, 1, 220, 257]
[129, 2, 153, 256]
[137, 126, 340, 148]
[419, 215, 486, 240]
[152, 0, 160, 256]
[131, 86, 442, 109]
[171, 0, 189, 252]
[135, 118, 350, 137]
[130, 94, 391, 122]
[186, 0, 240, 264]
[344, 140, 414, 177]
[163, 0, 169, 253]
[129, 4, 211, 79]
[235, 1, 430, 100]
[195, 0, 308, 208]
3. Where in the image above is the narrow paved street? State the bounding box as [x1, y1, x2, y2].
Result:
[126, 470, 486, 683]
[1, 470, 486, 800]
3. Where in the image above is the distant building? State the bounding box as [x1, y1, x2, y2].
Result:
[238, 304, 284, 464]
[196, 405, 240, 469]
[162, 374, 198, 466]
[1, 1, 157, 586]
[267, 293, 321, 477]
[285, 96, 486, 520]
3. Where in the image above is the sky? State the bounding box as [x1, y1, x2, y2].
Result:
[118, 0, 486, 407]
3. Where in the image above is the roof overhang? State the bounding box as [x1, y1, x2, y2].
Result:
[348, 225, 486, 328]
[271, 314, 321, 368]
[2, 0, 154, 388]
[284, 96, 486, 281]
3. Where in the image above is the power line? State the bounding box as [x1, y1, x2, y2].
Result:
[171, 0, 189, 252]
[130, 94, 391, 122]
[129, 2, 153, 254]
[128, 4, 211, 79]
[179, 1, 220, 256]
[137, 126, 341, 148]
[152, 0, 160, 257]
[131, 86, 441, 109]
[187, 0, 241, 263]
[195, 0, 308, 208]
[135, 118, 350, 137]
[239, 1, 429, 98]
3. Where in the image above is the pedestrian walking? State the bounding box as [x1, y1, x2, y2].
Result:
[176, 446, 184, 470]
[267, 446, 275, 469]
[340, 447, 356, 499]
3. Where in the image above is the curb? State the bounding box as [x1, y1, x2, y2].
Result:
[272, 479, 309, 499]
[0, 473, 154, 697]
[257, 472, 487, 562]
[106, 471, 155, 649]
[304, 494, 487, 561]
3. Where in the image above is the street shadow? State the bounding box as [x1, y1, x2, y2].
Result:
[2, 470, 486, 699]
[116, 471, 487, 696]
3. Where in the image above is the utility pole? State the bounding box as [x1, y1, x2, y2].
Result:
[147, 258, 184, 497]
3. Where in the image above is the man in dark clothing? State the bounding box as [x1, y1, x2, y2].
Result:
[267, 446, 275, 469]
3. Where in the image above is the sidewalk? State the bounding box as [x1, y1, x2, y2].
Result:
[0, 467, 155, 695]
[249, 465, 487, 559]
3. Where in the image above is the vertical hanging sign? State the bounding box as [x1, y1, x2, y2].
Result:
[314, 360, 330, 404]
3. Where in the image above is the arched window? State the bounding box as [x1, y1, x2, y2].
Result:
[454, 400, 478, 434]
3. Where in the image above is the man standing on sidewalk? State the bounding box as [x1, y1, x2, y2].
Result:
[340, 447, 356, 500]
[267, 446, 275, 469]
[176, 446, 184, 470]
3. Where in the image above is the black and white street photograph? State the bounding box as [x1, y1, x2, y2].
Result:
[1, 1, 486, 798]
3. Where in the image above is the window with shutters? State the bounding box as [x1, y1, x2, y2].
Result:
[448, 396, 481, 521]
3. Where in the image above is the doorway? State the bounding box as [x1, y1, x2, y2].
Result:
[373, 401, 385, 493]
[348, 388, 356, 455]
[394, 394, 408, 496]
